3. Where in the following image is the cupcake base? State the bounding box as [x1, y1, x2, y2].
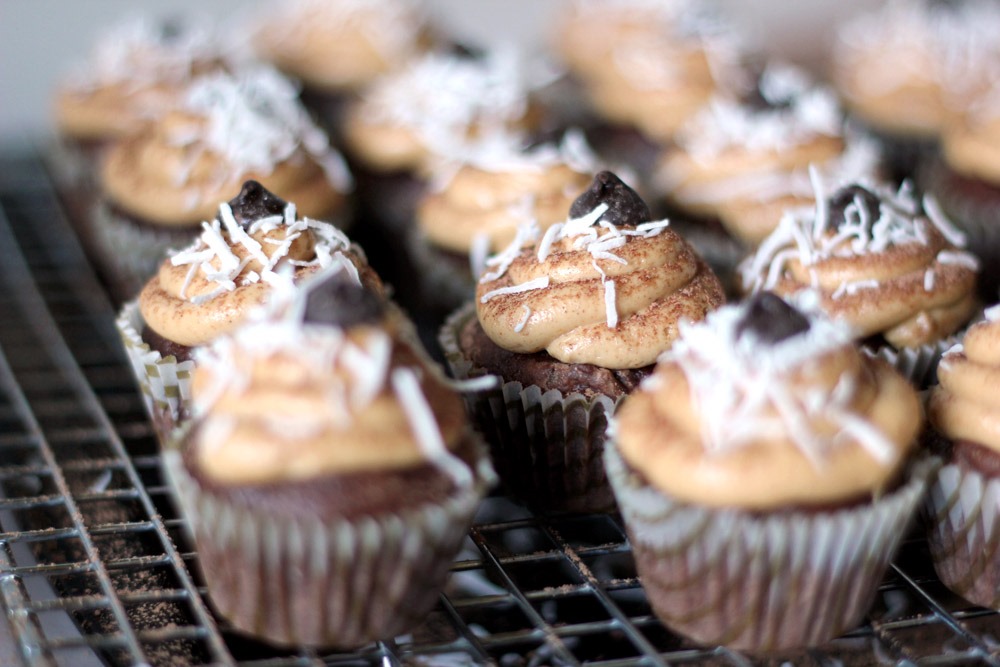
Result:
[605, 441, 935, 652]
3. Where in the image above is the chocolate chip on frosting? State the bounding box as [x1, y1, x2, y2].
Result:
[569, 171, 651, 226]
[304, 274, 385, 327]
[827, 184, 882, 227]
[226, 180, 288, 226]
[735, 292, 811, 345]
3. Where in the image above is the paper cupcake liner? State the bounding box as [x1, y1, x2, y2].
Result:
[116, 300, 195, 444]
[605, 440, 935, 652]
[404, 226, 475, 317]
[864, 334, 960, 389]
[161, 429, 495, 648]
[440, 302, 620, 514]
[924, 459, 1000, 609]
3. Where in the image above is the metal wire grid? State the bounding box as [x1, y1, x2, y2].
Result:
[0, 151, 999, 667]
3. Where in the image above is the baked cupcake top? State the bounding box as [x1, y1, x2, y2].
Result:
[941, 89, 1000, 185]
[254, 0, 430, 93]
[740, 179, 979, 348]
[139, 181, 380, 348]
[101, 65, 352, 227]
[929, 304, 1000, 453]
[343, 50, 543, 174]
[417, 130, 599, 259]
[832, 0, 1000, 137]
[186, 274, 471, 488]
[55, 17, 228, 142]
[476, 171, 724, 369]
[614, 291, 921, 510]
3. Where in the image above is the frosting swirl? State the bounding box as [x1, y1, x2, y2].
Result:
[139, 181, 380, 347]
[476, 172, 724, 369]
[614, 292, 921, 509]
[741, 180, 979, 348]
[942, 94, 1000, 186]
[101, 66, 351, 226]
[417, 131, 597, 255]
[255, 0, 430, 92]
[929, 305, 1000, 452]
[187, 279, 469, 486]
[55, 18, 225, 142]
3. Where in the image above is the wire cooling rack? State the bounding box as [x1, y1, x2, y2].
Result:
[1, 149, 1000, 667]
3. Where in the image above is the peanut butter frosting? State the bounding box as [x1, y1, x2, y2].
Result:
[929, 305, 1000, 453]
[942, 94, 1000, 186]
[741, 180, 979, 349]
[615, 292, 921, 510]
[255, 0, 430, 92]
[476, 172, 724, 369]
[101, 66, 351, 227]
[832, 0, 1000, 137]
[417, 131, 598, 256]
[139, 181, 380, 348]
[342, 50, 544, 174]
[55, 18, 227, 142]
[187, 278, 471, 486]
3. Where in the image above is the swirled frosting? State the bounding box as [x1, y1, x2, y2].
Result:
[343, 50, 544, 174]
[832, 0, 1000, 137]
[615, 291, 921, 509]
[942, 93, 1000, 186]
[101, 66, 351, 227]
[255, 0, 430, 92]
[55, 18, 227, 142]
[476, 172, 724, 369]
[139, 181, 380, 348]
[417, 130, 598, 255]
[740, 180, 979, 348]
[929, 305, 1000, 452]
[187, 277, 471, 486]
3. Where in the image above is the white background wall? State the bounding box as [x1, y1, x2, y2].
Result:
[0, 0, 877, 149]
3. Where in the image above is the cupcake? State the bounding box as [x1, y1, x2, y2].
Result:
[925, 304, 1000, 609]
[161, 273, 494, 647]
[740, 178, 979, 384]
[831, 0, 1000, 181]
[94, 65, 352, 300]
[409, 129, 599, 314]
[606, 291, 933, 652]
[116, 180, 380, 442]
[656, 63, 882, 248]
[52, 18, 228, 229]
[253, 0, 433, 136]
[440, 171, 724, 512]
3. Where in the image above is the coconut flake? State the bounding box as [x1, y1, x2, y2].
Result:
[480, 276, 550, 303]
[514, 305, 531, 333]
[603, 280, 618, 328]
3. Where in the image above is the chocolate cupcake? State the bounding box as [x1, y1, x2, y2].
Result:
[116, 180, 380, 442]
[161, 273, 494, 647]
[440, 171, 724, 513]
[606, 291, 934, 652]
[656, 63, 882, 248]
[924, 304, 1000, 609]
[408, 129, 598, 314]
[740, 179, 979, 385]
[252, 0, 434, 138]
[93, 64, 352, 300]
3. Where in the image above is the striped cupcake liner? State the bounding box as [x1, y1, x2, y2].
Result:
[924, 459, 1000, 609]
[605, 440, 935, 652]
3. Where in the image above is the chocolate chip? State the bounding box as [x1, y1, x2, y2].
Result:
[303, 274, 385, 327]
[225, 181, 288, 227]
[735, 292, 811, 345]
[569, 171, 650, 227]
[827, 184, 882, 227]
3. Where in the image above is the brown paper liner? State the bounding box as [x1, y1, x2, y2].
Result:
[162, 430, 494, 648]
[439, 302, 620, 513]
[924, 458, 1000, 609]
[605, 440, 936, 652]
[116, 300, 194, 444]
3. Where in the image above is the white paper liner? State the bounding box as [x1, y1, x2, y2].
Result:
[605, 439, 936, 651]
[439, 302, 621, 513]
[924, 459, 1000, 609]
[864, 334, 960, 389]
[161, 429, 495, 648]
[116, 300, 195, 443]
